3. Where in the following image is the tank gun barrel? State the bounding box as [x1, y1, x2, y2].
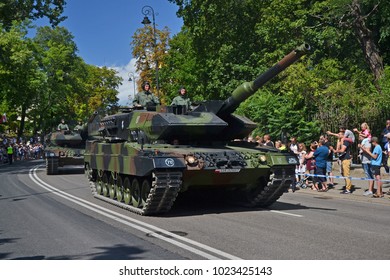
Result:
[219, 43, 310, 116]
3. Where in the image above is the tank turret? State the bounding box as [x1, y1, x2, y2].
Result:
[44, 123, 89, 175]
[47, 131, 84, 148]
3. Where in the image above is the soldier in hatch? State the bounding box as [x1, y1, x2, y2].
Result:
[73, 120, 84, 132]
[57, 119, 69, 131]
[132, 81, 160, 107]
[171, 86, 191, 110]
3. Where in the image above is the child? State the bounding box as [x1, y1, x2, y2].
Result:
[353, 122, 372, 140]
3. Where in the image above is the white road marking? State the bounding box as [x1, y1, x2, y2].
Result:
[29, 167, 242, 260]
[269, 210, 303, 217]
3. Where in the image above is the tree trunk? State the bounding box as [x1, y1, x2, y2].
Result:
[350, 0, 383, 85]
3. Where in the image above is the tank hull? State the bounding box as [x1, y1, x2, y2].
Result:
[44, 130, 88, 175]
[45, 146, 85, 175]
[84, 140, 297, 215]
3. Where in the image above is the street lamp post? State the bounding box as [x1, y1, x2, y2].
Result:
[128, 72, 136, 102]
[141, 5, 159, 97]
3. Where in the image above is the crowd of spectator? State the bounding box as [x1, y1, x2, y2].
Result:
[0, 135, 44, 164]
[248, 120, 390, 198]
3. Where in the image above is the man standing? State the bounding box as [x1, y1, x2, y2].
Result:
[358, 134, 374, 196]
[7, 144, 13, 164]
[321, 134, 334, 188]
[313, 139, 329, 191]
[381, 120, 390, 173]
[380, 120, 390, 147]
[361, 137, 384, 198]
[133, 81, 160, 107]
[335, 131, 353, 194]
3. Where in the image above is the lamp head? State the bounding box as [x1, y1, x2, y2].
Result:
[141, 16, 151, 25]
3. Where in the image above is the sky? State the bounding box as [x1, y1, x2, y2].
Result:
[57, 0, 184, 105]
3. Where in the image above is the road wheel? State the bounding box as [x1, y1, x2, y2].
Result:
[123, 177, 132, 205]
[102, 173, 109, 197]
[116, 176, 124, 202]
[131, 178, 141, 208]
[95, 174, 103, 195]
[109, 175, 116, 199]
[141, 178, 151, 207]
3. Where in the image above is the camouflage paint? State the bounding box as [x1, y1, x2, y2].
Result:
[85, 142, 298, 189]
[84, 44, 309, 215]
[44, 130, 86, 175]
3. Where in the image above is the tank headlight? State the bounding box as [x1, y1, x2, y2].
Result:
[259, 155, 267, 162]
[185, 155, 198, 166]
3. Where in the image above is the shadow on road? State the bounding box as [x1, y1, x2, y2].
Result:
[163, 189, 336, 218]
[4, 244, 178, 260]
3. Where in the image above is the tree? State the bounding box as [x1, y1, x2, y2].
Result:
[0, 0, 66, 29]
[33, 26, 121, 132]
[167, 0, 390, 145]
[0, 22, 122, 137]
[72, 63, 121, 119]
[159, 28, 199, 103]
[32, 25, 79, 132]
[0, 22, 44, 138]
[309, 0, 384, 85]
[169, 0, 268, 100]
[131, 24, 170, 103]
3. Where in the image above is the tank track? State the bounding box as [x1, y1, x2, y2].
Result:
[243, 167, 295, 207]
[89, 171, 182, 216]
[46, 157, 59, 175]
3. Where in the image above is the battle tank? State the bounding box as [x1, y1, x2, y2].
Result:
[44, 124, 88, 175]
[84, 44, 310, 215]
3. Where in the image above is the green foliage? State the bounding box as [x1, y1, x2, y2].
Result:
[166, 0, 389, 145]
[236, 90, 321, 144]
[32, 26, 79, 125]
[159, 28, 200, 104]
[0, 0, 67, 29]
[0, 22, 43, 137]
[0, 22, 120, 137]
[169, 0, 268, 100]
[131, 24, 170, 102]
[379, 66, 390, 96]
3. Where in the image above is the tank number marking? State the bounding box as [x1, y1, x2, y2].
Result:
[215, 169, 241, 173]
[288, 157, 298, 164]
[121, 120, 124, 130]
[165, 158, 175, 167]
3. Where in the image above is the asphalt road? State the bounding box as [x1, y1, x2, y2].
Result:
[1, 160, 389, 260]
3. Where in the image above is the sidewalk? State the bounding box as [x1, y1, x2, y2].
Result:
[293, 164, 390, 205]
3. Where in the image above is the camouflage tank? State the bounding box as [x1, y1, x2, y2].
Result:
[84, 44, 310, 215]
[44, 125, 88, 175]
